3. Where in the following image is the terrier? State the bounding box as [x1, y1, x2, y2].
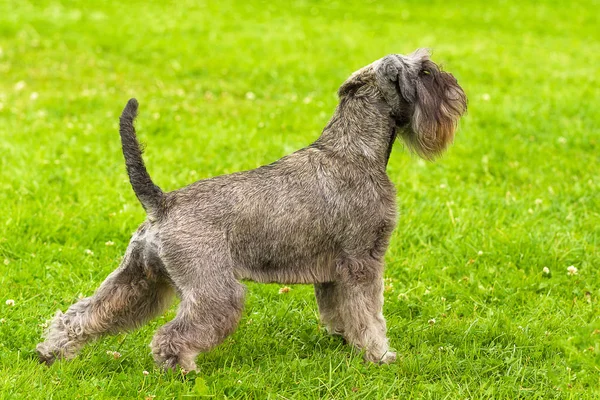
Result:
[37, 49, 467, 371]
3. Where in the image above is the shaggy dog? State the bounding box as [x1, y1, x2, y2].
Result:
[37, 49, 467, 371]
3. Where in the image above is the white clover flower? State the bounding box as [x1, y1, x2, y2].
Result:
[5, 299, 14, 306]
[543, 267, 550, 275]
[535, 199, 543, 205]
[245, 92, 256, 100]
[428, 318, 436, 325]
[106, 350, 121, 359]
[477, 251, 483, 256]
[567, 265, 578, 276]
[3, 259, 8, 265]
[105, 241, 114, 246]
[84, 249, 94, 255]
[142, 370, 149, 376]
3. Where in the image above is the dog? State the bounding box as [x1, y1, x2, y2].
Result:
[36, 49, 467, 371]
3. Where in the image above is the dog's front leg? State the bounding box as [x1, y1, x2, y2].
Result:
[333, 258, 396, 364]
[315, 282, 345, 336]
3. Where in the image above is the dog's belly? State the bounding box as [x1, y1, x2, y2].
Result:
[232, 251, 337, 284]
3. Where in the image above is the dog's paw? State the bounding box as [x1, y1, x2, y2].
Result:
[378, 351, 397, 364]
[36, 342, 58, 366]
[324, 325, 345, 337]
[364, 350, 397, 364]
[154, 351, 198, 373]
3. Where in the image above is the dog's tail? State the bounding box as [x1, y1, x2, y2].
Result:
[119, 98, 164, 217]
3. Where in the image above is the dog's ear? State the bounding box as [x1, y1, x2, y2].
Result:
[375, 49, 430, 104]
[397, 48, 431, 104]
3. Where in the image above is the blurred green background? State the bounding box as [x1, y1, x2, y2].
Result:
[0, 0, 598, 398]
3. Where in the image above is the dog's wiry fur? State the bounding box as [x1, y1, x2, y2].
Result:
[37, 49, 466, 371]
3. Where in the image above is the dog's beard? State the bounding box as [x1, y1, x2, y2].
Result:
[402, 63, 467, 159]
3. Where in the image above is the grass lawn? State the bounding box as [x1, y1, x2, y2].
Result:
[0, 0, 599, 398]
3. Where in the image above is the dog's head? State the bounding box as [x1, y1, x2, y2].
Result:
[338, 49, 467, 159]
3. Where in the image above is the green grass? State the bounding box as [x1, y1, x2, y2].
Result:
[1, 0, 599, 398]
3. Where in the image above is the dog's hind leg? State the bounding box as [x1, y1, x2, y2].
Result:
[150, 252, 246, 372]
[36, 238, 175, 365]
[334, 257, 396, 364]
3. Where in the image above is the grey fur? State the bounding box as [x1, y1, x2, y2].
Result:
[36, 49, 466, 371]
[119, 98, 164, 217]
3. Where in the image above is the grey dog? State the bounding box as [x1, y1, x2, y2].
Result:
[36, 49, 466, 371]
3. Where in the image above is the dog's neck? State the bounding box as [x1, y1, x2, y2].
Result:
[313, 95, 396, 171]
